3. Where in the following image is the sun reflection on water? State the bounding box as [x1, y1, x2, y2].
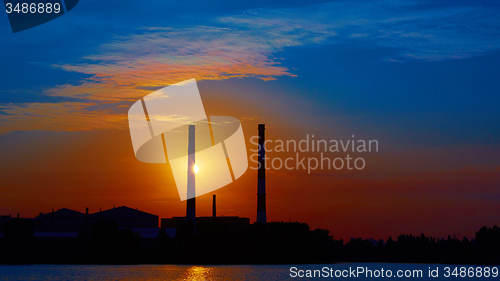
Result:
[183, 266, 213, 280]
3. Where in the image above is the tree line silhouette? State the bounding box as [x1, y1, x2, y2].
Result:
[0, 218, 499, 264]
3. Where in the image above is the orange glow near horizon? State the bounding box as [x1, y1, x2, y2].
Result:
[0, 115, 499, 241]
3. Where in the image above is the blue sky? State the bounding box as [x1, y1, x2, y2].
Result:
[1, 0, 500, 137]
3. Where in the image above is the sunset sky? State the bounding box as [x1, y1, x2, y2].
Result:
[0, 0, 499, 241]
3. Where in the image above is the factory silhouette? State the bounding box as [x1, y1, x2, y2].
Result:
[0, 124, 267, 239]
[1, 124, 500, 265]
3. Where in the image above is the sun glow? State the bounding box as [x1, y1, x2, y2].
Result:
[194, 165, 199, 173]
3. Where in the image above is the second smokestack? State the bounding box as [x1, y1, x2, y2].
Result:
[257, 124, 267, 223]
[212, 195, 216, 218]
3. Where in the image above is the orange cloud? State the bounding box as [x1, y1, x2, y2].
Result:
[48, 26, 306, 101]
[0, 102, 127, 134]
[1, 14, 342, 133]
[1, 22, 335, 133]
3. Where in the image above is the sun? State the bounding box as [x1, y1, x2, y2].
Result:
[194, 165, 199, 173]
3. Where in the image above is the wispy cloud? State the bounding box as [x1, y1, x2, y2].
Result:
[0, 102, 127, 133]
[221, 0, 500, 61]
[48, 25, 320, 101]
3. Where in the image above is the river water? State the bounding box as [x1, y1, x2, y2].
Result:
[0, 263, 497, 280]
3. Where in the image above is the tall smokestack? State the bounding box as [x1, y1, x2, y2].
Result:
[212, 195, 216, 218]
[257, 124, 267, 223]
[186, 125, 196, 223]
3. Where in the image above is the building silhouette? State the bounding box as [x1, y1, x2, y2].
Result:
[26, 206, 159, 238]
[161, 194, 249, 237]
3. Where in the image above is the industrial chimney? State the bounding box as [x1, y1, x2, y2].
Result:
[212, 195, 216, 218]
[186, 125, 196, 223]
[257, 124, 267, 223]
